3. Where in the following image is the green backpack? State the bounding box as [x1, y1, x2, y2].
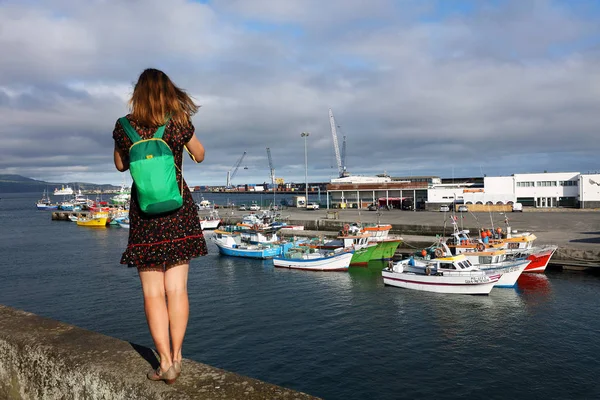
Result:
[119, 117, 183, 214]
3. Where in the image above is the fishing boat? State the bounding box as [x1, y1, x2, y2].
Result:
[429, 243, 529, 288]
[73, 189, 94, 208]
[110, 185, 131, 205]
[382, 254, 500, 295]
[509, 245, 557, 273]
[445, 226, 555, 273]
[196, 198, 211, 210]
[304, 232, 377, 266]
[200, 210, 222, 230]
[76, 213, 108, 227]
[273, 247, 354, 272]
[212, 230, 294, 259]
[118, 218, 130, 229]
[35, 190, 58, 210]
[348, 223, 402, 261]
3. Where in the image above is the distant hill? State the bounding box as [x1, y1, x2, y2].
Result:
[0, 174, 119, 193]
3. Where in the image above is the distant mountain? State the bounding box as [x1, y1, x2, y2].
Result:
[0, 174, 119, 193]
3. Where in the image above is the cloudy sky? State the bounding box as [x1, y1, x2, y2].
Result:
[1, 0, 599, 187]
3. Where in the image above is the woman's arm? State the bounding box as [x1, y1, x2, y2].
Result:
[114, 143, 129, 172]
[185, 134, 205, 163]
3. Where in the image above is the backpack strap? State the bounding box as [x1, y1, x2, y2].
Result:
[119, 117, 142, 143]
[153, 117, 170, 139]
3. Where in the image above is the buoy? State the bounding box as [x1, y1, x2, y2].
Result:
[421, 249, 427, 257]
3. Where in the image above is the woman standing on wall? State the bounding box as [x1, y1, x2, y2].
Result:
[113, 68, 208, 384]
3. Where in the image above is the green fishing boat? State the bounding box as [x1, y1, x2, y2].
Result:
[358, 223, 403, 261]
[370, 240, 402, 261]
[350, 243, 378, 266]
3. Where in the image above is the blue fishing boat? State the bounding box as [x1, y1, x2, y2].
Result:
[211, 229, 295, 259]
[35, 189, 58, 210]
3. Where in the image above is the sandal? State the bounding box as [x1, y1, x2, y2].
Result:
[173, 360, 182, 377]
[147, 365, 177, 384]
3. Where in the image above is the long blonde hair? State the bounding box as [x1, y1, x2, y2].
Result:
[129, 68, 199, 127]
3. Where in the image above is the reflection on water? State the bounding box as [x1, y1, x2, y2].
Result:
[517, 273, 552, 295]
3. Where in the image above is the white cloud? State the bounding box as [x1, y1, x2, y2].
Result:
[0, 0, 599, 186]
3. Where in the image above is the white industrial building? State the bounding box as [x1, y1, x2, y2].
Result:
[425, 172, 600, 209]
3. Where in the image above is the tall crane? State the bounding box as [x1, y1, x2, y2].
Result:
[341, 135, 347, 174]
[266, 147, 275, 185]
[226, 151, 247, 187]
[329, 108, 348, 178]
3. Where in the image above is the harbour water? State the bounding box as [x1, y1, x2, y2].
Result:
[1, 192, 599, 399]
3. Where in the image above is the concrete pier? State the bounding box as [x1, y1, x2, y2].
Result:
[0, 305, 318, 400]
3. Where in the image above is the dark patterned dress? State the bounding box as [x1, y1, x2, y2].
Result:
[112, 115, 208, 271]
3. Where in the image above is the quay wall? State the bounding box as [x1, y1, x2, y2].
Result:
[0, 305, 317, 400]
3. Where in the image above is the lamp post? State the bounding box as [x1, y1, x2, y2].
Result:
[301, 132, 310, 208]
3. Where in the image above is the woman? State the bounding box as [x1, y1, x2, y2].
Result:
[113, 68, 208, 384]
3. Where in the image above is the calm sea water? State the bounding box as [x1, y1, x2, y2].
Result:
[1, 192, 599, 399]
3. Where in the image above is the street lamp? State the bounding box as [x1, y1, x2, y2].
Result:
[301, 132, 310, 208]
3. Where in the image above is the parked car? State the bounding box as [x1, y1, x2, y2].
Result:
[439, 205, 450, 212]
[458, 205, 468, 212]
[238, 204, 247, 211]
[249, 204, 260, 211]
[512, 202, 523, 212]
[306, 202, 320, 210]
[367, 203, 378, 211]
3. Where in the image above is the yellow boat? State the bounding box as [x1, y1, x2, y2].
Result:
[76, 216, 108, 227]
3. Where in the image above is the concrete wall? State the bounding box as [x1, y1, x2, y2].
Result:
[579, 174, 600, 207]
[0, 305, 317, 400]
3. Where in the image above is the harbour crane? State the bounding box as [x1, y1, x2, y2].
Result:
[341, 135, 347, 174]
[266, 147, 277, 207]
[226, 151, 247, 188]
[266, 147, 275, 185]
[328, 108, 349, 178]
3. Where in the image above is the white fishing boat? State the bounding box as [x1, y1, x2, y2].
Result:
[273, 247, 354, 272]
[382, 254, 500, 295]
[433, 243, 529, 288]
[110, 184, 131, 205]
[200, 210, 221, 230]
[196, 198, 211, 210]
[118, 218, 130, 229]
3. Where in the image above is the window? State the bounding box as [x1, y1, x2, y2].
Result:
[560, 180, 578, 186]
[517, 181, 535, 187]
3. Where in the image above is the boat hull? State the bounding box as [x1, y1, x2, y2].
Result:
[480, 260, 529, 288]
[370, 240, 402, 261]
[36, 204, 58, 210]
[215, 241, 293, 259]
[76, 217, 107, 227]
[382, 270, 499, 295]
[200, 219, 221, 230]
[273, 251, 353, 271]
[523, 247, 557, 273]
[350, 244, 377, 266]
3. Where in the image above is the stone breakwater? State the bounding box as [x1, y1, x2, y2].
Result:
[0, 305, 318, 400]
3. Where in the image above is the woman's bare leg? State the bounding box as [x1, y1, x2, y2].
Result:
[139, 269, 173, 371]
[165, 262, 190, 364]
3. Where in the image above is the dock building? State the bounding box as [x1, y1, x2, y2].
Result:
[325, 172, 600, 210]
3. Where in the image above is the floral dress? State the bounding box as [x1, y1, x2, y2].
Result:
[112, 115, 208, 271]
